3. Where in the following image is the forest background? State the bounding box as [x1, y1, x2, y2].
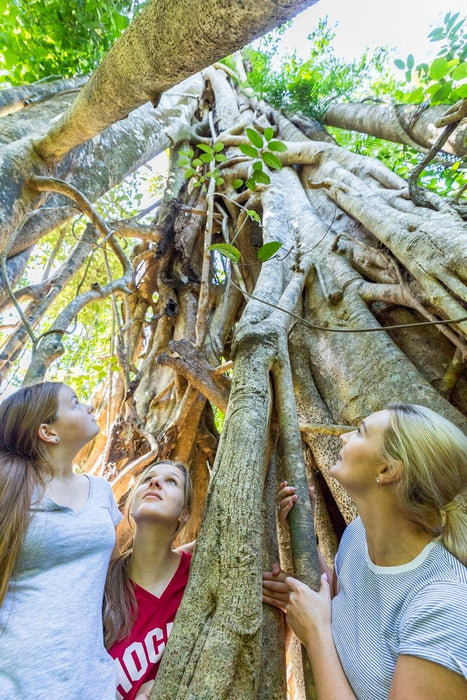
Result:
[1, 0, 466, 696]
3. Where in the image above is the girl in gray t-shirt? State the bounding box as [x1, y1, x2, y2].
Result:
[0, 382, 122, 699]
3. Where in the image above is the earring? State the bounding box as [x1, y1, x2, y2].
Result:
[54, 437, 60, 443]
[376, 477, 380, 484]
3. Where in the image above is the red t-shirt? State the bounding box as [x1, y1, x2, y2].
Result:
[109, 551, 191, 700]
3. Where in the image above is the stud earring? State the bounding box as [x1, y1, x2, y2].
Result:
[54, 437, 60, 443]
[376, 477, 380, 484]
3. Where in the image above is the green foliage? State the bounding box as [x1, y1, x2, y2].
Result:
[244, 17, 397, 121]
[178, 143, 226, 189]
[394, 13, 467, 104]
[257, 241, 282, 262]
[329, 126, 466, 199]
[237, 127, 285, 192]
[0, 164, 160, 394]
[208, 243, 241, 263]
[0, 0, 144, 85]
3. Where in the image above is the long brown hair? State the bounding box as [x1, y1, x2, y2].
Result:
[103, 460, 192, 649]
[0, 382, 63, 607]
[382, 403, 467, 565]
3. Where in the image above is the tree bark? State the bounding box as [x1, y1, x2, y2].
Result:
[1, 15, 466, 696]
[324, 101, 467, 157]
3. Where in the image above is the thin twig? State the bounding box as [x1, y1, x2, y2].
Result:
[408, 121, 461, 209]
[229, 277, 467, 334]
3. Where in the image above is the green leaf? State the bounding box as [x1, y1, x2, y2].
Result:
[394, 59, 405, 70]
[208, 243, 241, 263]
[246, 178, 257, 191]
[406, 54, 414, 70]
[247, 209, 261, 223]
[429, 56, 450, 80]
[451, 83, 467, 99]
[184, 168, 195, 178]
[445, 12, 459, 32]
[246, 128, 264, 148]
[452, 62, 467, 80]
[197, 143, 214, 154]
[215, 177, 225, 185]
[404, 87, 424, 102]
[268, 140, 287, 152]
[214, 141, 225, 152]
[192, 158, 203, 167]
[252, 160, 263, 171]
[264, 127, 275, 142]
[239, 143, 258, 158]
[215, 153, 227, 162]
[177, 158, 191, 166]
[426, 83, 442, 95]
[252, 169, 270, 185]
[262, 151, 282, 170]
[180, 148, 194, 157]
[257, 241, 282, 261]
[200, 153, 212, 163]
[430, 82, 453, 103]
[428, 28, 444, 42]
[233, 179, 244, 189]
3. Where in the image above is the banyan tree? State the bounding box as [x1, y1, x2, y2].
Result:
[0, 0, 466, 696]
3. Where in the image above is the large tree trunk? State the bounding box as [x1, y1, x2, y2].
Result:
[1, 3, 466, 696]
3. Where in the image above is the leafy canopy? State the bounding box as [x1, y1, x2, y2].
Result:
[0, 0, 145, 86]
[244, 17, 397, 121]
[394, 12, 467, 104]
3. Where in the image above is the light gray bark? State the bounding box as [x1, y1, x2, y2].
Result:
[324, 101, 467, 157]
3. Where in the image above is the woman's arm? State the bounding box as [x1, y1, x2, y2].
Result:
[389, 655, 466, 699]
[285, 573, 357, 700]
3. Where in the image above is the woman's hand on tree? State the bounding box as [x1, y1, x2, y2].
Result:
[284, 572, 332, 648]
[277, 480, 316, 526]
[262, 562, 290, 613]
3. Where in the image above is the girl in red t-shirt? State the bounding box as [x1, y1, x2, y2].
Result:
[103, 460, 193, 700]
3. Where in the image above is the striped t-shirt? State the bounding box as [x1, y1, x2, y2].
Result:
[332, 516, 467, 700]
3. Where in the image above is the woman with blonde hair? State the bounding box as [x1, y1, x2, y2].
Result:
[0, 382, 122, 699]
[104, 459, 193, 700]
[263, 403, 467, 699]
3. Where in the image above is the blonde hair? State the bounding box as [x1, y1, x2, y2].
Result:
[0, 382, 63, 607]
[103, 460, 192, 649]
[382, 404, 467, 565]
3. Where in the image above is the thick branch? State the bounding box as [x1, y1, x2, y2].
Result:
[324, 102, 467, 157]
[157, 339, 231, 413]
[35, 0, 317, 162]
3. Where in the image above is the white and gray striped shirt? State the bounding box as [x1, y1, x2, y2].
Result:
[332, 516, 467, 700]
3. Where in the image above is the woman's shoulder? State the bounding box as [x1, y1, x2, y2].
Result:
[334, 516, 364, 571]
[401, 545, 467, 617]
[339, 515, 364, 550]
[86, 474, 113, 495]
[429, 541, 467, 582]
[85, 475, 122, 520]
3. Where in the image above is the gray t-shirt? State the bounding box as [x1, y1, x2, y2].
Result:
[0, 474, 122, 699]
